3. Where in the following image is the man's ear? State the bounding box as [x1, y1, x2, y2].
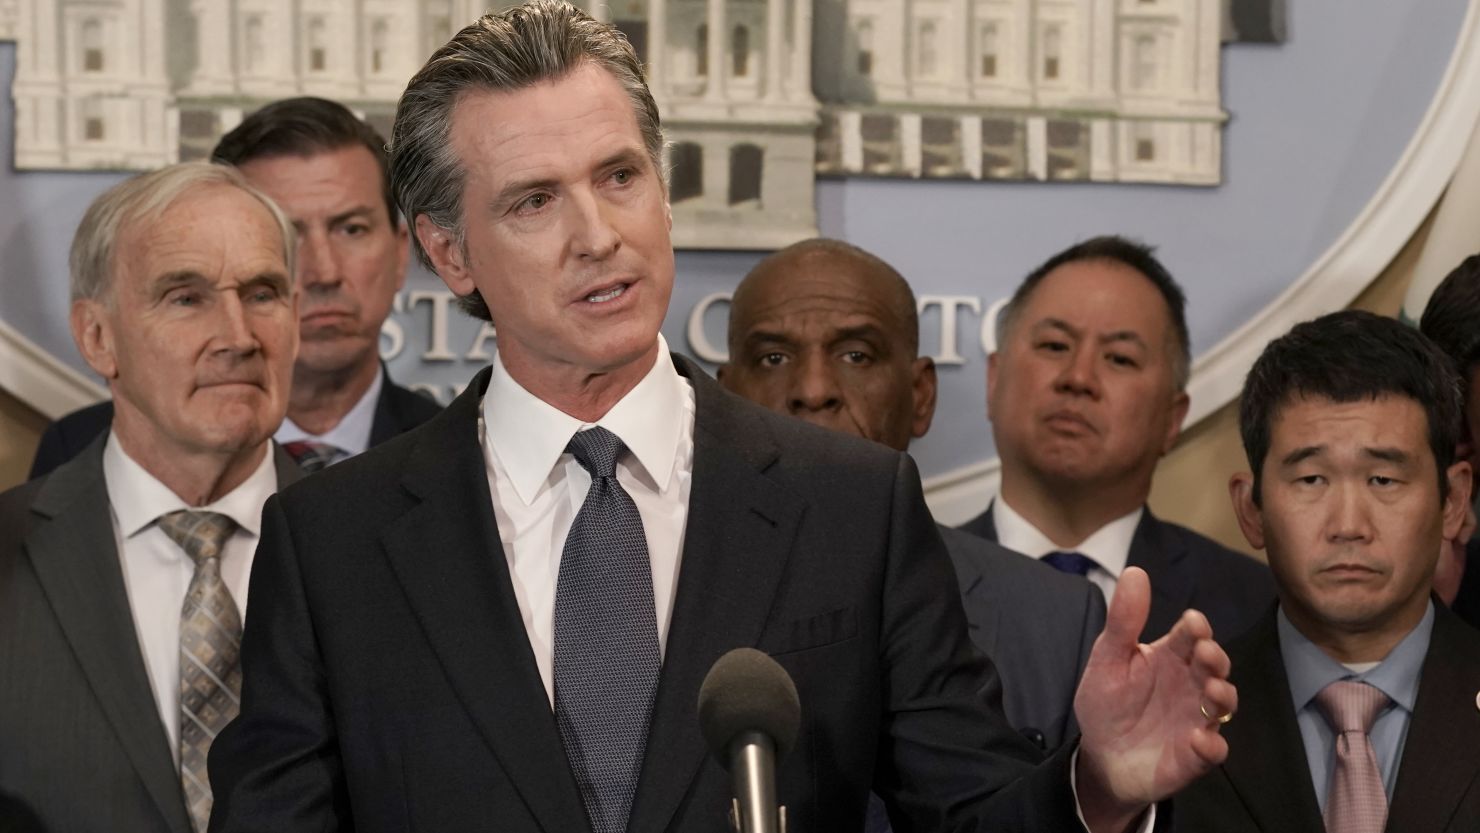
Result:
[985, 350, 999, 420]
[1228, 471, 1266, 551]
[393, 220, 412, 291]
[70, 298, 118, 381]
[414, 215, 474, 297]
[1442, 459, 1474, 542]
[1161, 390, 1191, 455]
[910, 356, 937, 440]
[716, 362, 731, 387]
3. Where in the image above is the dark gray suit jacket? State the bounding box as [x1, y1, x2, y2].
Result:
[207, 357, 1094, 833]
[940, 525, 1105, 751]
[1172, 603, 1480, 832]
[960, 506, 1273, 643]
[0, 437, 301, 833]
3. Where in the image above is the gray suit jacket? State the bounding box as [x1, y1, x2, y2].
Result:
[0, 436, 300, 833]
[939, 525, 1105, 751]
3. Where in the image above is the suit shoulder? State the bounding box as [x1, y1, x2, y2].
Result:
[1162, 519, 1271, 581]
[940, 525, 1098, 606]
[385, 380, 444, 426]
[705, 386, 908, 479]
[275, 417, 428, 512]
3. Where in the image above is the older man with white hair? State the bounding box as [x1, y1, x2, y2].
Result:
[0, 161, 300, 833]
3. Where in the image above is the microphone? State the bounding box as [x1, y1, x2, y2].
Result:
[698, 648, 801, 833]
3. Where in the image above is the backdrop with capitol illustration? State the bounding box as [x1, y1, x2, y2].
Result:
[2, 0, 1475, 521]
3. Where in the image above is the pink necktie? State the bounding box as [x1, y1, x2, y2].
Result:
[1314, 680, 1391, 833]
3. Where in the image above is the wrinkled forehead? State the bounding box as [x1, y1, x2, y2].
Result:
[737, 255, 912, 331]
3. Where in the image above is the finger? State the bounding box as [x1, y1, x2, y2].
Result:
[1160, 608, 1213, 663]
[1201, 677, 1238, 722]
[1190, 726, 1230, 767]
[1102, 566, 1152, 649]
[1193, 636, 1231, 681]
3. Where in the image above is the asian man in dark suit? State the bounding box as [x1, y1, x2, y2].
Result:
[1173, 310, 1480, 832]
[0, 163, 302, 832]
[960, 236, 1273, 641]
[207, 5, 1239, 832]
[28, 98, 439, 481]
[718, 238, 1106, 753]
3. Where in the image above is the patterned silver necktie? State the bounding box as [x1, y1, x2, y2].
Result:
[553, 427, 662, 833]
[158, 510, 241, 833]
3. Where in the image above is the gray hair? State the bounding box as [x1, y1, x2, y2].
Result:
[70, 161, 296, 302]
[388, 0, 664, 321]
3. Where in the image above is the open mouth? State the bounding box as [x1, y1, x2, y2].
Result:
[584, 283, 629, 304]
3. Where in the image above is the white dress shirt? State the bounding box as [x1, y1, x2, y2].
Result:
[479, 336, 695, 705]
[992, 497, 1143, 605]
[102, 433, 279, 762]
[274, 368, 383, 457]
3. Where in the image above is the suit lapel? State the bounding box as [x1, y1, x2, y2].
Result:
[368, 365, 398, 446]
[627, 358, 805, 833]
[377, 370, 589, 833]
[948, 528, 1003, 658]
[271, 442, 303, 487]
[1387, 605, 1480, 831]
[26, 438, 193, 833]
[1127, 512, 1191, 639]
[1215, 609, 1325, 832]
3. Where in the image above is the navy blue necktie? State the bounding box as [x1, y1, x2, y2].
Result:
[553, 427, 661, 833]
[1043, 550, 1099, 577]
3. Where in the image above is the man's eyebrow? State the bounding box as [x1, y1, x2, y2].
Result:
[1099, 330, 1149, 349]
[741, 329, 798, 351]
[832, 324, 890, 346]
[149, 270, 208, 294]
[1280, 446, 1325, 467]
[1363, 447, 1411, 465]
[1033, 317, 1080, 338]
[328, 206, 377, 227]
[488, 148, 651, 211]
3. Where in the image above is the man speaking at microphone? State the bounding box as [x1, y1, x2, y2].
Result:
[208, 3, 1238, 832]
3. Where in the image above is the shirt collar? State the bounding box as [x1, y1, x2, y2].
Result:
[102, 431, 280, 538]
[483, 335, 686, 506]
[275, 366, 384, 455]
[1278, 601, 1433, 715]
[992, 496, 1143, 577]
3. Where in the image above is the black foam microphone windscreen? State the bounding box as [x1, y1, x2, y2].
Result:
[697, 647, 801, 765]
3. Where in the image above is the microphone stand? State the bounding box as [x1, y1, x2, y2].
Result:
[725, 731, 787, 833]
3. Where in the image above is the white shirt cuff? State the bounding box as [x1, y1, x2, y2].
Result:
[1069, 747, 1156, 833]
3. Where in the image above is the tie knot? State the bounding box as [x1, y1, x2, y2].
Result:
[282, 440, 347, 473]
[1043, 550, 1098, 576]
[566, 426, 626, 479]
[1315, 680, 1391, 734]
[157, 510, 238, 566]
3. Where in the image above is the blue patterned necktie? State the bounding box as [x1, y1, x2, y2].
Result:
[553, 427, 662, 833]
[1043, 550, 1099, 577]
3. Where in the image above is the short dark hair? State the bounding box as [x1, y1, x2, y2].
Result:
[998, 235, 1192, 389]
[211, 96, 398, 225]
[389, 0, 662, 322]
[1239, 310, 1463, 504]
[1419, 253, 1480, 389]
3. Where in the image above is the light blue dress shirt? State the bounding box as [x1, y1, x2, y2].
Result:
[1278, 601, 1433, 814]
